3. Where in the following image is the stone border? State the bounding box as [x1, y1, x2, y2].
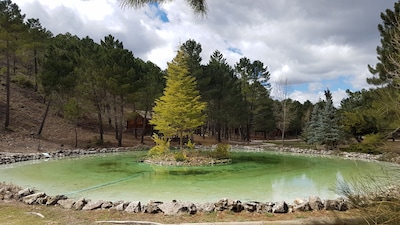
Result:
[0, 183, 350, 216]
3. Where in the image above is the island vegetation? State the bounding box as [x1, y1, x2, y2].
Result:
[1, 0, 400, 224]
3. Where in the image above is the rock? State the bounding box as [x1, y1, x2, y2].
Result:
[243, 201, 258, 212]
[227, 199, 243, 212]
[58, 199, 76, 209]
[159, 201, 197, 216]
[74, 198, 87, 210]
[101, 201, 113, 209]
[125, 201, 142, 213]
[309, 196, 324, 210]
[17, 188, 33, 198]
[46, 195, 67, 206]
[292, 201, 311, 212]
[144, 201, 162, 214]
[22, 192, 46, 205]
[196, 202, 215, 213]
[324, 198, 348, 211]
[272, 201, 288, 213]
[82, 200, 103, 210]
[36, 196, 48, 205]
[214, 198, 228, 211]
[115, 202, 129, 211]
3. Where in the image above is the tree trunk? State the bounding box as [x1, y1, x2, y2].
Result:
[140, 110, 148, 144]
[74, 126, 78, 148]
[95, 101, 104, 142]
[37, 99, 51, 135]
[5, 41, 10, 129]
[117, 98, 124, 147]
[34, 48, 38, 91]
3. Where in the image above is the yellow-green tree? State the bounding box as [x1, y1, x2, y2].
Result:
[150, 50, 206, 150]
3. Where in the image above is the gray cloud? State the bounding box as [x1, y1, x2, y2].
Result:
[13, 0, 398, 105]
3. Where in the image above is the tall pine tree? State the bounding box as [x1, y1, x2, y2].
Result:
[150, 49, 206, 150]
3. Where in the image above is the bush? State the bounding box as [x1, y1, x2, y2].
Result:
[348, 133, 384, 155]
[12, 74, 34, 89]
[148, 133, 170, 156]
[212, 143, 231, 159]
[174, 151, 187, 162]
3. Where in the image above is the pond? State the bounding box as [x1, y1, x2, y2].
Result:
[0, 150, 397, 203]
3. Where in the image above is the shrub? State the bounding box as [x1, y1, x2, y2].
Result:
[348, 133, 384, 155]
[174, 151, 187, 162]
[186, 139, 195, 150]
[212, 143, 231, 159]
[12, 74, 34, 89]
[148, 133, 170, 156]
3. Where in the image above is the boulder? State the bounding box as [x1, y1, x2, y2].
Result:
[227, 199, 243, 212]
[36, 196, 48, 205]
[324, 198, 348, 211]
[272, 201, 288, 213]
[82, 200, 103, 210]
[196, 202, 215, 213]
[309, 196, 324, 210]
[57, 199, 75, 209]
[17, 188, 33, 199]
[22, 192, 46, 205]
[144, 200, 163, 214]
[101, 201, 113, 209]
[125, 201, 142, 213]
[214, 198, 229, 211]
[159, 201, 197, 215]
[115, 202, 129, 211]
[46, 195, 67, 206]
[74, 198, 87, 210]
[243, 201, 258, 212]
[292, 201, 311, 212]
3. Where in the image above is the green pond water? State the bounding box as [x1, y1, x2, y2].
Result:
[0, 150, 397, 203]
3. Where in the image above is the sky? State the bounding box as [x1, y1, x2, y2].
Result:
[11, 0, 398, 106]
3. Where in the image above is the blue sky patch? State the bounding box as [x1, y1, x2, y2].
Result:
[228, 47, 242, 55]
[148, 2, 169, 22]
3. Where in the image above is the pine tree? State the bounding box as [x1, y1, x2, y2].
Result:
[150, 50, 206, 150]
[305, 90, 340, 149]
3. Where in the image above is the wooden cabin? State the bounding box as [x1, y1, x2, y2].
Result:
[126, 110, 153, 135]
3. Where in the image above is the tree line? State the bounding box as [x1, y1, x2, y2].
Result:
[1, 0, 400, 151]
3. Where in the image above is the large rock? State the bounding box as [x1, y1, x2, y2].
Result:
[196, 202, 215, 213]
[46, 195, 67, 206]
[309, 196, 324, 210]
[17, 188, 33, 199]
[82, 200, 104, 210]
[324, 198, 348, 211]
[227, 199, 243, 212]
[292, 201, 311, 212]
[22, 192, 46, 205]
[58, 199, 76, 209]
[114, 202, 129, 211]
[214, 198, 229, 211]
[243, 201, 258, 212]
[144, 201, 163, 214]
[272, 201, 288, 213]
[74, 198, 88, 210]
[159, 201, 197, 215]
[125, 201, 142, 213]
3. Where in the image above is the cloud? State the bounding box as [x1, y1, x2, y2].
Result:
[12, 0, 398, 104]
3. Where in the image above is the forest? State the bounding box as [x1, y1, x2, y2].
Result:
[1, 0, 400, 152]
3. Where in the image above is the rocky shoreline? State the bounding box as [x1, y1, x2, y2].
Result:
[0, 144, 398, 216]
[0, 182, 350, 215]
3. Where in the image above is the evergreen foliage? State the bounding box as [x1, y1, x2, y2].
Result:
[150, 49, 206, 149]
[305, 90, 341, 149]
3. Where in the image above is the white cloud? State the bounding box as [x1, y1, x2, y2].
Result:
[12, 0, 398, 104]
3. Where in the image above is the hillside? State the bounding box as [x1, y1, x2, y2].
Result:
[0, 82, 145, 153]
